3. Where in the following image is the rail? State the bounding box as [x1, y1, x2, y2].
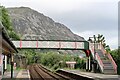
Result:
[38, 64, 72, 79]
[89, 42, 117, 73]
[96, 53, 104, 72]
[89, 43, 104, 72]
[100, 44, 106, 55]
[100, 44, 117, 73]
[29, 64, 71, 80]
[89, 43, 95, 57]
[107, 53, 117, 73]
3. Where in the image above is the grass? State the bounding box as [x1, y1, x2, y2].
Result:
[16, 67, 23, 71]
[6, 64, 24, 72]
[6, 64, 11, 71]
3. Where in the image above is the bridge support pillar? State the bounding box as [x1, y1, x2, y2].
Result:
[86, 56, 92, 72]
[86, 57, 89, 71]
[86, 58, 88, 71]
[88, 56, 91, 71]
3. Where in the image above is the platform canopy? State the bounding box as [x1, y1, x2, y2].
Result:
[0, 22, 18, 55]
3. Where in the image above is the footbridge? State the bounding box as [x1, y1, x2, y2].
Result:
[12, 40, 89, 50]
[12, 40, 117, 74]
[12, 40, 91, 57]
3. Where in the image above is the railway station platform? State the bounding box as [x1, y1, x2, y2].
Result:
[2, 69, 30, 79]
[3, 70, 19, 78]
[16, 69, 30, 79]
[58, 69, 120, 80]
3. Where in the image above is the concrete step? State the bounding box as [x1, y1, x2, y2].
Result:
[97, 51, 103, 54]
[98, 54, 105, 58]
[103, 63, 113, 66]
[96, 50, 103, 53]
[103, 66, 114, 69]
[96, 50, 105, 57]
[103, 60, 113, 69]
[103, 69, 115, 74]
[100, 57, 108, 60]
[98, 54, 104, 56]
[95, 49, 116, 74]
[97, 51, 103, 53]
[97, 52, 104, 55]
[102, 60, 111, 63]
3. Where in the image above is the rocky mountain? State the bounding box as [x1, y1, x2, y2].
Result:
[7, 7, 84, 41]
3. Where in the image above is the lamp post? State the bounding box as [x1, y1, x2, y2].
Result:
[93, 35, 96, 60]
[88, 35, 96, 60]
[88, 35, 97, 73]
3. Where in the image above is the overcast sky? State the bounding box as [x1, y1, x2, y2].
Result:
[0, 0, 119, 49]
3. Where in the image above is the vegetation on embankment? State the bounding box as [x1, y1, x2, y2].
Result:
[18, 49, 86, 70]
[0, 6, 20, 40]
[110, 48, 120, 75]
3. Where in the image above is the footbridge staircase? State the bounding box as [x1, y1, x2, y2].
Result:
[89, 43, 117, 74]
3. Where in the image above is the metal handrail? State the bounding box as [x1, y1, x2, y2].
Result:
[107, 53, 117, 73]
[89, 43, 104, 72]
[89, 43, 94, 57]
[89, 42, 117, 73]
[100, 44, 117, 73]
[100, 44, 106, 55]
[96, 53, 104, 67]
[96, 53, 104, 72]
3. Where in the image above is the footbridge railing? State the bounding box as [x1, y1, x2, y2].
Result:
[89, 43, 104, 72]
[100, 44, 117, 73]
[89, 43, 117, 74]
[12, 40, 89, 50]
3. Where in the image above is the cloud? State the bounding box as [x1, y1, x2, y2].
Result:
[75, 30, 118, 49]
[75, 31, 95, 40]
[106, 37, 118, 50]
[1, 0, 118, 13]
[46, 2, 118, 32]
[0, 0, 118, 49]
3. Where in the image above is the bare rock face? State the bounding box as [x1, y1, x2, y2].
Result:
[7, 7, 84, 41]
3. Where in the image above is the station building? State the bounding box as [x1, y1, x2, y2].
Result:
[0, 22, 18, 78]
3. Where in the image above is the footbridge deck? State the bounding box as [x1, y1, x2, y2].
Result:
[12, 40, 89, 50]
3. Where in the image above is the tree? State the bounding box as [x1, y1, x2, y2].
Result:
[0, 6, 20, 40]
[105, 45, 111, 53]
[1, 6, 12, 30]
[90, 34, 111, 51]
[97, 34, 111, 51]
[74, 56, 85, 69]
[110, 49, 120, 74]
[96, 34, 106, 48]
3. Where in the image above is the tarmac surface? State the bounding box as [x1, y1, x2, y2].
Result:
[2, 69, 30, 79]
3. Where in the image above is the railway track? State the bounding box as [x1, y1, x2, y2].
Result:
[29, 64, 94, 80]
[29, 64, 72, 80]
